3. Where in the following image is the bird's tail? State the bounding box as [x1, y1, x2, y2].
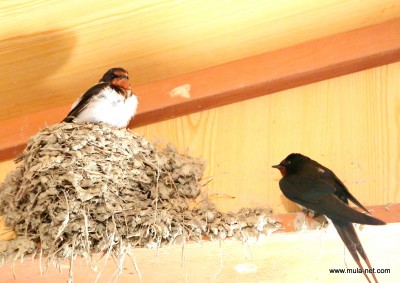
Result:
[332, 220, 379, 283]
[346, 210, 386, 226]
[318, 195, 386, 226]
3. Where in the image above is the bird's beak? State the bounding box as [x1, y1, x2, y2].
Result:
[272, 164, 284, 169]
[272, 164, 287, 176]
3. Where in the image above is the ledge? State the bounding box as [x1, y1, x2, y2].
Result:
[1, 19, 400, 161]
[0, 204, 399, 282]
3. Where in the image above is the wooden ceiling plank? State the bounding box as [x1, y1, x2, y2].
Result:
[1, 19, 400, 160]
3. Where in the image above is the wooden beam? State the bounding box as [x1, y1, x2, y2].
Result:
[133, 18, 400, 127]
[1, 19, 400, 160]
[277, 204, 400, 232]
[1, 204, 399, 282]
[1, 224, 400, 283]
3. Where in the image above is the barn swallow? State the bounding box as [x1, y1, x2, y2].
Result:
[62, 67, 138, 128]
[273, 153, 385, 283]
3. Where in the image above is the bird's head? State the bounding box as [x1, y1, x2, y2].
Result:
[100, 67, 131, 93]
[272, 153, 309, 176]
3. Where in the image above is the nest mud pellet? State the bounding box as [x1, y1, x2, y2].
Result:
[0, 123, 280, 280]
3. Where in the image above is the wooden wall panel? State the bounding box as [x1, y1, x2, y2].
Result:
[0, 160, 16, 183]
[132, 62, 400, 213]
[1, 62, 399, 214]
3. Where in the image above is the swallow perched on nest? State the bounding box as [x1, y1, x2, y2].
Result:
[63, 67, 138, 128]
[273, 153, 385, 283]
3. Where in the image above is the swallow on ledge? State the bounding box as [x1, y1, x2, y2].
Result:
[273, 153, 385, 283]
[62, 67, 138, 128]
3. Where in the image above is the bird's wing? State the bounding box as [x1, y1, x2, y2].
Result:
[332, 174, 370, 214]
[280, 175, 385, 225]
[313, 163, 370, 214]
[62, 82, 109, 122]
[279, 174, 335, 204]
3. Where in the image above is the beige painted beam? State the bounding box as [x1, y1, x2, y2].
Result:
[1, 19, 400, 161]
[2, 1, 400, 121]
[0, 204, 399, 282]
[0, 222, 398, 283]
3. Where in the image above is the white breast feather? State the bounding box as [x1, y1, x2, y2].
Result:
[73, 86, 138, 128]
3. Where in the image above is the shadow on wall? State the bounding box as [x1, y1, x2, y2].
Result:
[280, 193, 301, 213]
[0, 29, 76, 121]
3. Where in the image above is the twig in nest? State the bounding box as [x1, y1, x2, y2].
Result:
[55, 190, 70, 240]
[153, 156, 161, 224]
[94, 234, 114, 283]
[110, 240, 127, 283]
[39, 247, 43, 275]
[68, 234, 77, 283]
[127, 248, 142, 280]
[82, 208, 92, 268]
[201, 178, 214, 187]
[208, 192, 236, 199]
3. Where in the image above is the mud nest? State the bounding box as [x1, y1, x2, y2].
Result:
[0, 122, 280, 278]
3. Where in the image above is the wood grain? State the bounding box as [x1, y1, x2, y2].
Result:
[132, 62, 400, 214]
[132, 18, 400, 127]
[0, 222, 398, 283]
[1, 0, 400, 121]
[1, 18, 400, 160]
[1, 63, 399, 214]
